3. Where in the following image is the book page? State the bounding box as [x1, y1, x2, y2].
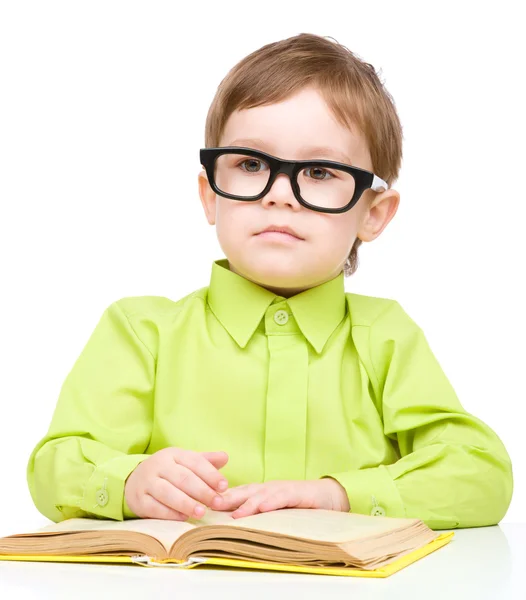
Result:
[18, 518, 196, 553]
[213, 508, 422, 543]
[14, 508, 422, 549]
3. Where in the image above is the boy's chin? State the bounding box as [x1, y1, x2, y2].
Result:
[236, 257, 310, 287]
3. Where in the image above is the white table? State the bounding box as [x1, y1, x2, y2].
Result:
[0, 524, 524, 600]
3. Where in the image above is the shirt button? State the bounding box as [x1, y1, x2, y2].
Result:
[371, 506, 386, 517]
[96, 489, 109, 507]
[274, 310, 289, 325]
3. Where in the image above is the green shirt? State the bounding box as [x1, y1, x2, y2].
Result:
[26, 258, 513, 529]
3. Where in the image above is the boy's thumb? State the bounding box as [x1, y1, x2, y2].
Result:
[200, 451, 229, 466]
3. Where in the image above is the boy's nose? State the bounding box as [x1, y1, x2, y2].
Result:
[260, 173, 301, 209]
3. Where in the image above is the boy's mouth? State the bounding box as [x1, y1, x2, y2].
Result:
[256, 231, 304, 243]
[256, 225, 304, 240]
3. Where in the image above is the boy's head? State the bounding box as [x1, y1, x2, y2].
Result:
[198, 33, 401, 297]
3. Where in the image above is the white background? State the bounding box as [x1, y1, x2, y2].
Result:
[0, 0, 524, 539]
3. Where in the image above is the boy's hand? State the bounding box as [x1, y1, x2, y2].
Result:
[217, 478, 350, 518]
[124, 448, 229, 521]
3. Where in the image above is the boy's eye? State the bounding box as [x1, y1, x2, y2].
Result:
[238, 158, 268, 173]
[302, 167, 335, 181]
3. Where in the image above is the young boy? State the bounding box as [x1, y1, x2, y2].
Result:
[27, 33, 513, 530]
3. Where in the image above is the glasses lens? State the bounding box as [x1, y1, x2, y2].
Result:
[297, 165, 356, 210]
[214, 153, 271, 198]
[213, 153, 356, 210]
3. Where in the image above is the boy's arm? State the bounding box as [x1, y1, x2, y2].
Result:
[26, 301, 154, 522]
[323, 301, 513, 529]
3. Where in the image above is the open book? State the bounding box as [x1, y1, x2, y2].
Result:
[0, 508, 454, 578]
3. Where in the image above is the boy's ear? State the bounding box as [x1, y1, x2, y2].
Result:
[357, 188, 400, 243]
[198, 170, 216, 226]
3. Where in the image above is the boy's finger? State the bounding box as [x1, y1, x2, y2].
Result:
[161, 464, 225, 510]
[231, 495, 264, 519]
[218, 483, 263, 510]
[214, 488, 250, 510]
[257, 491, 291, 512]
[151, 477, 209, 519]
[172, 448, 229, 493]
[200, 451, 229, 469]
[143, 493, 189, 521]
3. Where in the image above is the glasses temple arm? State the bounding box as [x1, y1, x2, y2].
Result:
[371, 174, 388, 193]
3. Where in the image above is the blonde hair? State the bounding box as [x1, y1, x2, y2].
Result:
[204, 33, 403, 276]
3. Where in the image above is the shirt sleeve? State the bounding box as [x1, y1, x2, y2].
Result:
[26, 301, 154, 522]
[322, 301, 514, 529]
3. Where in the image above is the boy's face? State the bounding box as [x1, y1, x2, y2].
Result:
[199, 86, 399, 297]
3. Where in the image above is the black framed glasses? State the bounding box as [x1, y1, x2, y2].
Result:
[200, 146, 389, 214]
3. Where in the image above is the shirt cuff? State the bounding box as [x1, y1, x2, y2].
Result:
[322, 464, 407, 518]
[79, 454, 150, 521]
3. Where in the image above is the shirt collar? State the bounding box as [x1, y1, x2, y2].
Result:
[207, 258, 346, 354]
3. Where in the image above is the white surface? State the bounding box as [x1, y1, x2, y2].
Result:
[0, 524, 524, 600]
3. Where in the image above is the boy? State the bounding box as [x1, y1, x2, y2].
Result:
[27, 33, 513, 529]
